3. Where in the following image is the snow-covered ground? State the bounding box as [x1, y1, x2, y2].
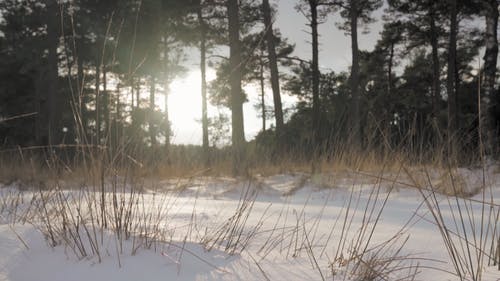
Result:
[1, 167, 500, 281]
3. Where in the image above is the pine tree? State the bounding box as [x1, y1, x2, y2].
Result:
[244, 31, 293, 134]
[365, 21, 404, 151]
[330, 0, 383, 147]
[0, 0, 44, 146]
[481, 0, 499, 149]
[262, 0, 284, 137]
[296, 0, 329, 150]
[447, 0, 458, 146]
[387, 0, 448, 120]
[197, 1, 211, 165]
[194, 0, 228, 165]
[46, 0, 61, 145]
[0, 0, 67, 146]
[228, 0, 246, 176]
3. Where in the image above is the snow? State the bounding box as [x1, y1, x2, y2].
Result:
[1, 166, 500, 281]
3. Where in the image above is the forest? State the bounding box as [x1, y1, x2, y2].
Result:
[0, 0, 498, 174]
[2, 1, 500, 281]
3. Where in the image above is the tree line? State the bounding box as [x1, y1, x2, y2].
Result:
[0, 0, 498, 174]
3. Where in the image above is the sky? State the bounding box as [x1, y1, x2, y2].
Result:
[168, 0, 384, 145]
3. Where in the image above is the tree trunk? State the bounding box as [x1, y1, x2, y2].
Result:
[95, 61, 101, 146]
[259, 52, 266, 132]
[103, 64, 109, 145]
[46, 0, 60, 145]
[483, 0, 499, 150]
[112, 85, 121, 157]
[76, 47, 86, 142]
[228, 0, 246, 176]
[164, 84, 170, 148]
[129, 77, 136, 140]
[309, 0, 321, 148]
[132, 77, 140, 142]
[35, 71, 43, 145]
[77, 40, 84, 114]
[262, 0, 284, 135]
[135, 79, 140, 109]
[386, 41, 394, 152]
[447, 0, 458, 144]
[149, 0, 160, 151]
[388, 42, 394, 101]
[149, 76, 157, 148]
[429, 10, 441, 119]
[198, 5, 210, 166]
[163, 32, 171, 150]
[350, 0, 361, 147]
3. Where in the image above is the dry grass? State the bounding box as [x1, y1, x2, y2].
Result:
[1, 147, 498, 280]
[2, 8, 497, 279]
[0, 119, 498, 280]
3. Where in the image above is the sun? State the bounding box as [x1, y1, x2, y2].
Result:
[166, 69, 216, 144]
[165, 68, 267, 145]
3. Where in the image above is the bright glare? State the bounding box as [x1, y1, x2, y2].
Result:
[167, 70, 215, 144]
[167, 69, 264, 145]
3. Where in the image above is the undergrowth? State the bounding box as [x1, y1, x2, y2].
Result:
[0, 143, 498, 280]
